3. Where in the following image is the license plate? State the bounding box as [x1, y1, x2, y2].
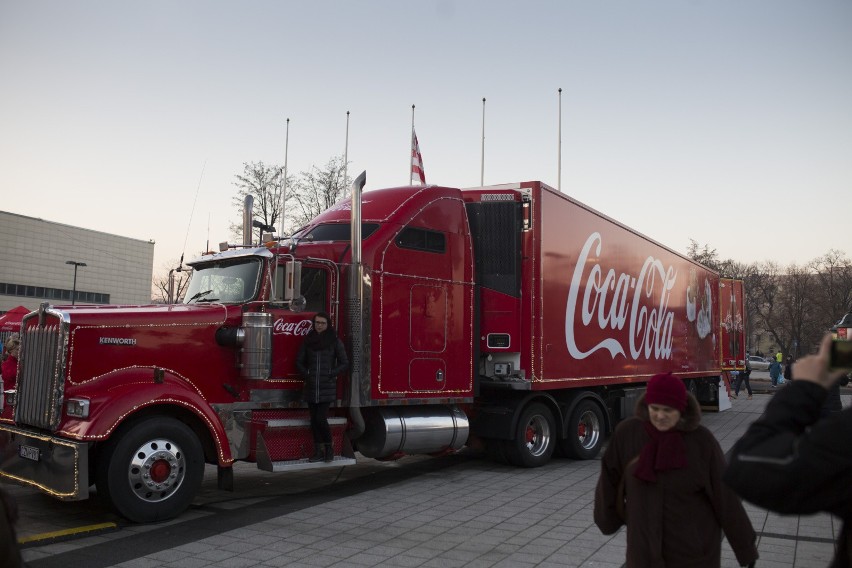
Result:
[19, 444, 40, 462]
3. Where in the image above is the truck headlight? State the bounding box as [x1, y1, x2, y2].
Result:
[66, 398, 90, 419]
[2, 390, 15, 408]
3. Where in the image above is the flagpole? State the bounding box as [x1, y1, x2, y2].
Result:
[480, 97, 486, 186]
[344, 111, 350, 194]
[280, 117, 289, 236]
[410, 105, 415, 185]
[558, 88, 562, 193]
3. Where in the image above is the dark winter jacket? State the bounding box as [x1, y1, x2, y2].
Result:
[595, 393, 759, 568]
[296, 334, 348, 404]
[822, 382, 843, 416]
[725, 380, 852, 567]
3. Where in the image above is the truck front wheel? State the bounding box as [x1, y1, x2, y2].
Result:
[505, 403, 555, 468]
[96, 416, 204, 523]
[560, 400, 605, 460]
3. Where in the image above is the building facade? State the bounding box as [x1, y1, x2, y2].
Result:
[0, 211, 155, 314]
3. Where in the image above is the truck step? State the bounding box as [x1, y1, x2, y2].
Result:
[255, 415, 355, 469]
[258, 455, 357, 472]
[264, 417, 348, 428]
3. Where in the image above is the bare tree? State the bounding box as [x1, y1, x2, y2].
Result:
[686, 240, 720, 271]
[772, 264, 824, 358]
[746, 261, 783, 351]
[230, 162, 295, 241]
[285, 156, 352, 231]
[151, 259, 193, 304]
[809, 249, 852, 327]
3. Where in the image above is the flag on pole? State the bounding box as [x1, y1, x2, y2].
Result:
[411, 130, 426, 185]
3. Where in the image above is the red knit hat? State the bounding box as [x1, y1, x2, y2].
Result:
[645, 372, 687, 412]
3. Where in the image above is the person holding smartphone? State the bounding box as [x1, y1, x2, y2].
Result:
[725, 333, 852, 568]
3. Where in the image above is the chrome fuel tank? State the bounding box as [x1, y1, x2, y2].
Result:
[356, 405, 469, 459]
[241, 312, 272, 380]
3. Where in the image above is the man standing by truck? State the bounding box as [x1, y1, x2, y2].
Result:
[733, 356, 753, 399]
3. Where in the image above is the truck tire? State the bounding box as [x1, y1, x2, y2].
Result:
[560, 399, 604, 460]
[96, 416, 204, 523]
[505, 403, 555, 468]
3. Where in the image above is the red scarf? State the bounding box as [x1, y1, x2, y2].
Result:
[633, 421, 688, 482]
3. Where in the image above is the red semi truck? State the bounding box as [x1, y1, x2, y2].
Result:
[0, 176, 744, 522]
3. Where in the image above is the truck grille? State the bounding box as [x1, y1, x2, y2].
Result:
[16, 311, 67, 431]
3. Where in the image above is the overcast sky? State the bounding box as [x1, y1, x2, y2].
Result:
[1, 1, 850, 276]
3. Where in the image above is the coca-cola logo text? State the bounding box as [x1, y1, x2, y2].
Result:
[565, 232, 676, 361]
[273, 318, 313, 336]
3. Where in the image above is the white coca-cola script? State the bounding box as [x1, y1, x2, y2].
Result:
[273, 318, 313, 336]
[565, 232, 676, 361]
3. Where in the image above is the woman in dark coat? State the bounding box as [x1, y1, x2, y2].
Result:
[594, 372, 759, 568]
[296, 312, 348, 462]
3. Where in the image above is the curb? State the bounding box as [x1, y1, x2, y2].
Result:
[18, 522, 119, 548]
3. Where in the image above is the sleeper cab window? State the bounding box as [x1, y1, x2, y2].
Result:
[396, 227, 446, 254]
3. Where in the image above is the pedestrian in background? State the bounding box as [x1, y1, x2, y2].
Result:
[1, 334, 19, 386]
[776, 351, 783, 364]
[733, 358, 753, 400]
[296, 311, 348, 463]
[784, 355, 793, 382]
[594, 372, 758, 567]
[725, 334, 851, 567]
[769, 358, 782, 387]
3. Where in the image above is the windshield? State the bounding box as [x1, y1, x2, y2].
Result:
[183, 258, 263, 304]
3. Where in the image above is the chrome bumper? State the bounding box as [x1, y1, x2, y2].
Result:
[0, 425, 89, 500]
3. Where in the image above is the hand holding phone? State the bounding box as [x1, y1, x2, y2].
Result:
[793, 334, 848, 388]
[830, 339, 852, 370]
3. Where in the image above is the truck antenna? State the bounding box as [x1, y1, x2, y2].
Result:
[180, 160, 207, 266]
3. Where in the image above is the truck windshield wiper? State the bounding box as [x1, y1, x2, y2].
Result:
[196, 297, 220, 303]
[187, 289, 213, 303]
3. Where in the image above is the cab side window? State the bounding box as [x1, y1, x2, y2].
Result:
[396, 227, 445, 254]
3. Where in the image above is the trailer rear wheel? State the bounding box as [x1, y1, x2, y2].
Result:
[686, 379, 699, 396]
[560, 400, 604, 460]
[505, 403, 555, 468]
[96, 416, 204, 523]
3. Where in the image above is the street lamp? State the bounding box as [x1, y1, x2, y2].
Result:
[65, 260, 87, 305]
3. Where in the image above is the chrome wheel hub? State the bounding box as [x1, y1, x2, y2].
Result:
[127, 438, 185, 502]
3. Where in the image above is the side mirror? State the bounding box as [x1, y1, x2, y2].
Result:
[289, 295, 307, 312]
[275, 260, 302, 303]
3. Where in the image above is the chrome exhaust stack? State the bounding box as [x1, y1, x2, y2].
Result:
[347, 171, 367, 439]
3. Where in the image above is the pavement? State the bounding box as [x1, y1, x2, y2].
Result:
[5, 385, 846, 568]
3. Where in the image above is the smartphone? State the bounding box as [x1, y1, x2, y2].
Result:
[830, 339, 852, 369]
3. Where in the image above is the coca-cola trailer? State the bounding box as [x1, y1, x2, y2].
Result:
[0, 175, 743, 522]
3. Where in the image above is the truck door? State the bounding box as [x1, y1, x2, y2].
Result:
[268, 264, 334, 381]
[375, 200, 475, 400]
